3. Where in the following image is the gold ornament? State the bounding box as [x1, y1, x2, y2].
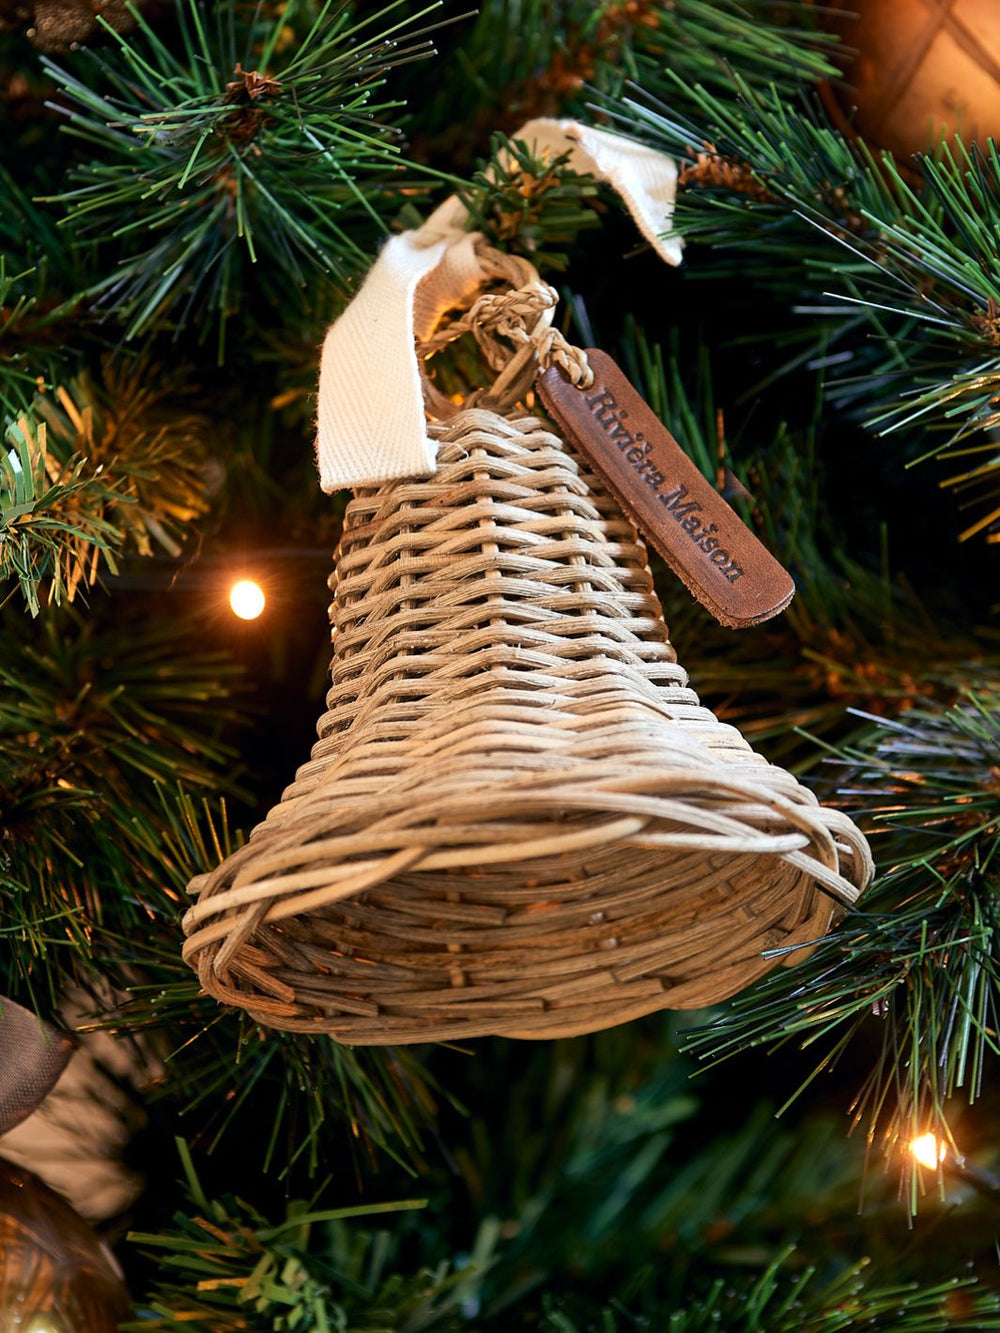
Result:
[0, 1157, 129, 1333]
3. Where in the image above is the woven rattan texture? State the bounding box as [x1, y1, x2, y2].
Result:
[183, 409, 873, 1043]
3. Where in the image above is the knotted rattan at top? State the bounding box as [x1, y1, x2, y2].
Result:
[182, 256, 873, 1044]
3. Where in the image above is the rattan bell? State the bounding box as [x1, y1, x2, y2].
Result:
[182, 265, 873, 1044]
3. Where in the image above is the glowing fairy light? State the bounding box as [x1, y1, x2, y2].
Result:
[229, 578, 265, 620]
[910, 1133, 947, 1169]
[907, 1133, 1000, 1203]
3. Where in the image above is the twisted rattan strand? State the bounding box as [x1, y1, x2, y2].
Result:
[183, 409, 872, 1042]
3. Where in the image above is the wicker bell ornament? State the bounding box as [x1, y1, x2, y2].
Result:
[182, 125, 873, 1044]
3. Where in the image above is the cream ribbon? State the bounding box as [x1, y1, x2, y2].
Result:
[316, 119, 682, 492]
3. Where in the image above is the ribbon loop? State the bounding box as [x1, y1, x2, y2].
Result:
[316, 119, 681, 491]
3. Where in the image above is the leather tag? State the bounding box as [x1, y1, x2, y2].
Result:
[538, 350, 795, 628]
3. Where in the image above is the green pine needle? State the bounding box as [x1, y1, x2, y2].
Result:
[42, 0, 449, 348]
[542, 1255, 1000, 1332]
[611, 74, 1000, 536]
[0, 163, 80, 418]
[0, 416, 127, 614]
[0, 604, 240, 1007]
[457, 132, 602, 271]
[685, 690, 1000, 1192]
[2, 360, 215, 612]
[616, 322, 989, 768]
[124, 1143, 443, 1332]
[413, 1, 837, 162]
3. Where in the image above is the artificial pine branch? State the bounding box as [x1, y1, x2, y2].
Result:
[0, 604, 239, 1007]
[614, 76, 1000, 538]
[129, 1108, 1000, 1331]
[30, 361, 215, 556]
[445, 1043, 876, 1318]
[457, 132, 602, 271]
[43, 0, 449, 350]
[410, 1, 837, 163]
[2, 360, 215, 611]
[275, 1032, 999, 1327]
[685, 690, 1000, 1197]
[541, 1257, 1000, 1332]
[0, 162, 79, 418]
[0, 419, 126, 613]
[618, 323, 991, 767]
[125, 1141, 443, 1331]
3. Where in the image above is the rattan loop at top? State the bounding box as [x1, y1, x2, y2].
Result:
[417, 245, 593, 419]
[469, 283, 594, 392]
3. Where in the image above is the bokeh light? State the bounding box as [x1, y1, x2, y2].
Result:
[229, 579, 266, 621]
[910, 1133, 947, 1169]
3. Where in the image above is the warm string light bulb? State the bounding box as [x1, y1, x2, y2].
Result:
[910, 1133, 947, 1169]
[229, 579, 265, 621]
[908, 1132, 1000, 1202]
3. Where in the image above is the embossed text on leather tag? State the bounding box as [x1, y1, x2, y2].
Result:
[538, 350, 795, 628]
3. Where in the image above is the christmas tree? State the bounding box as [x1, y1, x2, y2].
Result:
[2, 1, 1000, 1327]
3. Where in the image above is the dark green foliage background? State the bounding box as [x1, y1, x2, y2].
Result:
[2, 2, 1000, 1327]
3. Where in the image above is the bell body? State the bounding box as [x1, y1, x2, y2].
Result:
[183, 408, 872, 1043]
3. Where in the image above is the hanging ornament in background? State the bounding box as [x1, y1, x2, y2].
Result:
[182, 121, 873, 1045]
[0, 992, 162, 1223]
[824, 0, 1000, 158]
[0, 1157, 129, 1333]
[0, 0, 161, 51]
[0, 998, 76, 1137]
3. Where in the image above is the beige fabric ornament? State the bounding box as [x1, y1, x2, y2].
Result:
[182, 137, 873, 1041]
[0, 992, 161, 1223]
